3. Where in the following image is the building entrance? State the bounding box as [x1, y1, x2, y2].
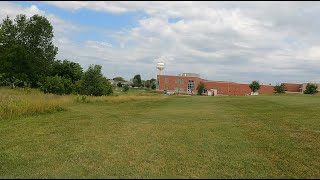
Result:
[187, 80, 194, 94]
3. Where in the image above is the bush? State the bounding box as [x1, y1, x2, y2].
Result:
[0, 74, 30, 88]
[0, 73, 10, 86]
[40, 75, 73, 95]
[304, 83, 318, 94]
[197, 82, 205, 95]
[151, 84, 156, 90]
[249, 80, 261, 92]
[77, 65, 113, 96]
[274, 83, 286, 93]
[123, 84, 129, 92]
[62, 78, 74, 94]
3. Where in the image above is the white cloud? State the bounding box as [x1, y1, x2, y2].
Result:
[2, 1, 320, 83]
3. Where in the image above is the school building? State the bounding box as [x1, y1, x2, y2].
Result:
[156, 73, 317, 96]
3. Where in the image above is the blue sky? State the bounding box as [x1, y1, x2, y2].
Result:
[1, 1, 320, 84]
[14, 1, 143, 47]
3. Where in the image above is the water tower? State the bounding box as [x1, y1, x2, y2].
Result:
[156, 61, 165, 75]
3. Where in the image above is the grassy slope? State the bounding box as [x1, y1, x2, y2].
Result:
[0, 94, 320, 178]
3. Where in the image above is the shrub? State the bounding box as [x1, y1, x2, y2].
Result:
[151, 84, 156, 90]
[274, 83, 286, 93]
[40, 75, 73, 95]
[249, 80, 261, 92]
[77, 65, 113, 96]
[123, 84, 129, 92]
[133, 74, 142, 87]
[62, 78, 74, 94]
[304, 83, 318, 94]
[0, 73, 10, 86]
[197, 82, 205, 95]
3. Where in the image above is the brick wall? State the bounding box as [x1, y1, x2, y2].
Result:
[157, 75, 276, 96]
[204, 81, 275, 96]
[156, 75, 202, 94]
[283, 83, 302, 92]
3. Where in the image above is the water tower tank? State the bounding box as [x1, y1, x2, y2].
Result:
[156, 62, 165, 71]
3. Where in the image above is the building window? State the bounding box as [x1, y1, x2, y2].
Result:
[165, 78, 169, 83]
[179, 87, 184, 92]
[164, 86, 168, 90]
[175, 79, 179, 83]
[187, 80, 195, 94]
[174, 87, 179, 92]
[180, 79, 184, 84]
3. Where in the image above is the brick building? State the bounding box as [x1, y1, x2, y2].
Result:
[156, 73, 310, 96]
[282, 83, 302, 93]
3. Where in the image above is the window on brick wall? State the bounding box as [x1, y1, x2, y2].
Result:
[175, 79, 179, 83]
[180, 79, 184, 84]
[165, 78, 169, 83]
[164, 86, 168, 90]
[174, 87, 179, 92]
[179, 87, 184, 92]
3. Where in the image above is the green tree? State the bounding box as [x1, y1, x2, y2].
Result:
[52, 59, 83, 83]
[274, 83, 286, 93]
[0, 14, 58, 87]
[304, 83, 318, 94]
[133, 74, 142, 87]
[144, 78, 156, 89]
[77, 65, 113, 96]
[196, 82, 206, 95]
[123, 84, 129, 92]
[151, 84, 156, 90]
[113, 76, 125, 82]
[150, 78, 156, 90]
[40, 75, 73, 95]
[249, 80, 261, 92]
[145, 80, 151, 88]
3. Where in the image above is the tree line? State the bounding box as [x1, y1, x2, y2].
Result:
[0, 14, 156, 96]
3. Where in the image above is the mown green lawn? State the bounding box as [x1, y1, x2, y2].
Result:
[0, 95, 320, 178]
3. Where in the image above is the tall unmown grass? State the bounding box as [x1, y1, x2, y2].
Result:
[0, 87, 167, 120]
[74, 94, 167, 103]
[0, 87, 73, 120]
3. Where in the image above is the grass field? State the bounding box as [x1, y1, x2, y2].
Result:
[0, 88, 320, 178]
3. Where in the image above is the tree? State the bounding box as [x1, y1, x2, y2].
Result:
[0, 14, 58, 87]
[40, 75, 73, 95]
[123, 84, 129, 92]
[145, 80, 151, 88]
[151, 84, 156, 90]
[144, 78, 156, 89]
[150, 78, 156, 90]
[77, 65, 113, 96]
[249, 80, 261, 92]
[52, 59, 83, 83]
[197, 82, 206, 95]
[113, 76, 125, 82]
[133, 74, 142, 87]
[274, 83, 286, 93]
[304, 83, 318, 94]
